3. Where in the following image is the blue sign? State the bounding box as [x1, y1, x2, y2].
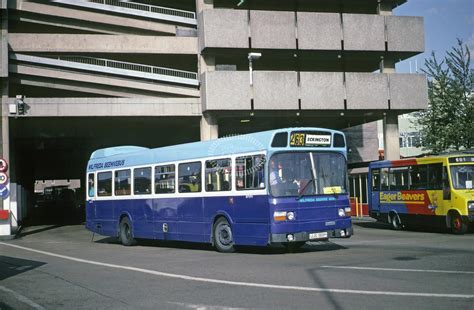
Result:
[0, 185, 9, 199]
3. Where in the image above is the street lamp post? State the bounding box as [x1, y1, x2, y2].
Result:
[248, 52, 262, 86]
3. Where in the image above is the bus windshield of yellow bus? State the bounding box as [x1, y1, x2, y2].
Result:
[450, 165, 474, 189]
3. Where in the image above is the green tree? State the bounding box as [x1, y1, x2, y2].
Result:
[417, 39, 473, 153]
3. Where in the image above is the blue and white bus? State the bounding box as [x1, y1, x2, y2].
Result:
[86, 128, 353, 252]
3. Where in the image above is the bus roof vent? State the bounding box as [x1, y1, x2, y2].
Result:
[90, 146, 149, 160]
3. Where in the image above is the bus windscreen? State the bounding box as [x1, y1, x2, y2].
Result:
[269, 152, 347, 198]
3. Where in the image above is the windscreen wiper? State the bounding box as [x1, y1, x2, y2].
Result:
[296, 178, 315, 201]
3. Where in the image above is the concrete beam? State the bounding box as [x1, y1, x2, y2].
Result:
[9, 34, 197, 54]
[5, 97, 201, 117]
[11, 77, 154, 98]
[10, 1, 177, 35]
[10, 64, 200, 97]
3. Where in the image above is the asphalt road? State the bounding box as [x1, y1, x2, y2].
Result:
[0, 220, 473, 310]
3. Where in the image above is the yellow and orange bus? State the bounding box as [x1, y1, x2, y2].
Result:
[368, 153, 474, 234]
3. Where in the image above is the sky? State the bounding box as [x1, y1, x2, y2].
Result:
[394, 0, 474, 73]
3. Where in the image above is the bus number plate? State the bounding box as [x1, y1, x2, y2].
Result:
[309, 232, 328, 240]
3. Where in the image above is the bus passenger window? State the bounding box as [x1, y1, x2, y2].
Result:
[409, 165, 428, 190]
[389, 167, 409, 190]
[236, 155, 266, 190]
[155, 164, 175, 194]
[97, 171, 112, 197]
[380, 168, 389, 191]
[205, 159, 232, 192]
[178, 162, 202, 193]
[134, 167, 151, 195]
[115, 169, 131, 196]
[88, 173, 95, 198]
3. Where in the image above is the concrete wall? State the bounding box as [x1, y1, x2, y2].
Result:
[202, 71, 427, 111]
[342, 14, 385, 51]
[5, 98, 201, 117]
[201, 71, 251, 110]
[297, 12, 341, 50]
[253, 71, 298, 109]
[387, 16, 424, 52]
[199, 9, 248, 50]
[199, 10, 424, 54]
[300, 72, 344, 109]
[389, 74, 428, 109]
[9, 34, 198, 54]
[250, 11, 296, 49]
[345, 73, 389, 109]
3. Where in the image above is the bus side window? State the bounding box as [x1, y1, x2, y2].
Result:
[178, 162, 202, 193]
[380, 168, 389, 191]
[389, 167, 409, 190]
[371, 169, 380, 191]
[236, 155, 266, 190]
[442, 167, 451, 200]
[88, 173, 95, 198]
[115, 169, 131, 196]
[155, 164, 175, 194]
[134, 167, 152, 195]
[97, 171, 112, 197]
[205, 158, 232, 192]
[409, 165, 428, 190]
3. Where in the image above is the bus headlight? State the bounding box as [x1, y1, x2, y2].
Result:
[338, 208, 345, 217]
[468, 201, 474, 213]
[287, 212, 295, 221]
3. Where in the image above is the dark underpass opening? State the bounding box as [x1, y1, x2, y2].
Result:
[10, 116, 201, 227]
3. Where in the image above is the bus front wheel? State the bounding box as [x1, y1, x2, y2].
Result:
[119, 217, 136, 246]
[213, 217, 235, 253]
[450, 212, 468, 234]
[389, 212, 403, 231]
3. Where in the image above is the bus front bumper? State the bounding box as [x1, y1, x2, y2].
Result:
[270, 226, 353, 243]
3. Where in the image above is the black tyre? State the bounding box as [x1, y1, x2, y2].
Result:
[119, 217, 136, 246]
[285, 242, 306, 253]
[390, 213, 403, 231]
[450, 212, 468, 234]
[213, 217, 235, 253]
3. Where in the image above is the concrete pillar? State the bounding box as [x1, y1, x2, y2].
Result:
[0, 4, 11, 237]
[200, 113, 218, 141]
[196, 0, 213, 14]
[380, 58, 396, 74]
[377, 1, 392, 16]
[383, 113, 400, 160]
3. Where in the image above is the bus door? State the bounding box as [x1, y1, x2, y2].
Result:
[370, 168, 381, 213]
[86, 173, 96, 222]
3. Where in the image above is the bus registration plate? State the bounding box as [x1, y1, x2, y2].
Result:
[309, 232, 328, 240]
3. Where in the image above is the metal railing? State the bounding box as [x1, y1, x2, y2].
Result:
[51, 0, 197, 26]
[11, 54, 199, 86]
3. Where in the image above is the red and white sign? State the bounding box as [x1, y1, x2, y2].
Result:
[0, 172, 8, 185]
[0, 158, 7, 172]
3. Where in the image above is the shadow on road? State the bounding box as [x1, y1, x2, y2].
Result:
[94, 236, 347, 255]
[0, 256, 46, 281]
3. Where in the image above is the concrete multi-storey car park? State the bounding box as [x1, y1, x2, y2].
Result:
[0, 0, 427, 237]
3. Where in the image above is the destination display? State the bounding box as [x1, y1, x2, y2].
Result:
[290, 132, 332, 147]
[448, 156, 474, 164]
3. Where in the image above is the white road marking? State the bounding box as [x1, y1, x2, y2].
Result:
[168, 302, 250, 310]
[0, 285, 46, 310]
[1, 242, 473, 299]
[321, 265, 474, 275]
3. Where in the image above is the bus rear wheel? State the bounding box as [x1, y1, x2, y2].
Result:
[213, 217, 235, 253]
[450, 213, 468, 234]
[119, 217, 136, 246]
